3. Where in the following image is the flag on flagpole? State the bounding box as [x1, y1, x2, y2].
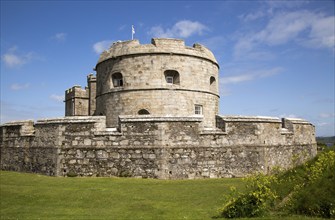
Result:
[132, 25, 135, 40]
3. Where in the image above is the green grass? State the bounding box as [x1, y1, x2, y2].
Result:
[0, 171, 325, 220]
[1, 171, 244, 219]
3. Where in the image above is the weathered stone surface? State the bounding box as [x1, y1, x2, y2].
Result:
[0, 115, 316, 179]
[91, 39, 219, 128]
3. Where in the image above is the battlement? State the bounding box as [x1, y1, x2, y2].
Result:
[64, 85, 90, 116]
[97, 38, 218, 67]
[87, 73, 96, 82]
[65, 85, 88, 98]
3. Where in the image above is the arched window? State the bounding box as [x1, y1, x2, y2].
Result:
[112, 72, 123, 88]
[138, 109, 150, 115]
[164, 70, 180, 85]
[210, 76, 216, 91]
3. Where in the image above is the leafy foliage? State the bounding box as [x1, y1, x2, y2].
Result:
[286, 150, 335, 218]
[220, 174, 278, 218]
[220, 149, 335, 219]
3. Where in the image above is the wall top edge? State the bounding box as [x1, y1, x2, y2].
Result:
[219, 115, 312, 124]
[1, 120, 34, 127]
[97, 38, 218, 66]
[119, 115, 203, 123]
[220, 115, 281, 123]
[284, 118, 312, 125]
[36, 116, 106, 125]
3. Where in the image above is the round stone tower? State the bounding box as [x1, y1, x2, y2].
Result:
[95, 38, 219, 128]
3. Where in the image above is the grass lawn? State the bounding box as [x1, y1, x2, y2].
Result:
[0, 171, 325, 220]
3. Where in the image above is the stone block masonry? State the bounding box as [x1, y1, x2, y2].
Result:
[94, 38, 219, 128]
[0, 115, 317, 179]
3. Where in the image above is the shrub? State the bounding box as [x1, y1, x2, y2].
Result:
[287, 150, 335, 218]
[220, 174, 277, 218]
[219, 150, 335, 219]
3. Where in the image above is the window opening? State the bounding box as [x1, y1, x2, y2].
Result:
[166, 76, 174, 84]
[195, 105, 203, 115]
[112, 72, 123, 87]
[164, 70, 180, 85]
[138, 109, 150, 115]
[210, 76, 216, 91]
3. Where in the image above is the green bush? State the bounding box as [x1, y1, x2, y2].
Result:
[219, 150, 335, 219]
[220, 174, 278, 218]
[287, 150, 335, 218]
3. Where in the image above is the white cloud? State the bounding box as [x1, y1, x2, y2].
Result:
[10, 83, 30, 90]
[93, 40, 113, 54]
[2, 46, 35, 68]
[257, 11, 314, 46]
[50, 94, 64, 102]
[1, 46, 43, 68]
[2, 54, 24, 67]
[303, 16, 335, 49]
[51, 32, 67, 42]
[221, 67, 283, 85]
[234, 10, 335, 59]
[148, 20, 208, 38]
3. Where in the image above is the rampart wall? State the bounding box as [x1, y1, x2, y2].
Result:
[0, 116, 316, 179]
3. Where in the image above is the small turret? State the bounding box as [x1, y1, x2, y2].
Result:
[65, 85, 89, 116]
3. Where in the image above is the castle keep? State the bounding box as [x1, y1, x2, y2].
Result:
[0, 38, 317, 179]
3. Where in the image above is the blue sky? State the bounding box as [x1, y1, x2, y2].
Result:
[1, 1, 334, 136]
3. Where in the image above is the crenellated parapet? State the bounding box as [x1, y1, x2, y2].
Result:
[97, 38, 218, 67]
[65, 85, 88, 97]
[65, 73, 97, 117]
[65, 85, 89, 116]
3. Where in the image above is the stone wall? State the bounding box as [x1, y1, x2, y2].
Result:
[0, 120, 58, 175]
[0, 116, 317, 179]
[95, 38, 220, 128]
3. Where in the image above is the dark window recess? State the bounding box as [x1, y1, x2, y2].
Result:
[138, 109, 150, 115]
[210, 76, 216, 91]
[112, 72, 123, 87]
[164, 70, 180, 85]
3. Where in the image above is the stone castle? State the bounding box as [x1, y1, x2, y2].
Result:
[0, 38, 317, 179]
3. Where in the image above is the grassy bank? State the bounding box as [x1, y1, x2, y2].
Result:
[0, 171, 326, 220]
[1, 171, 244, 219]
